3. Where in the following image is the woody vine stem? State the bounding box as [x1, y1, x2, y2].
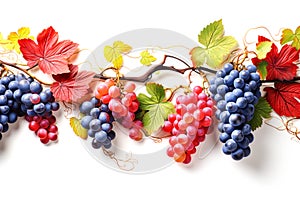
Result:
[94, 54, 214, 84]
[95, 53, 300, 85]
[0, 60, 52, 86]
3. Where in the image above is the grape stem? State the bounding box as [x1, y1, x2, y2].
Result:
[260, 77, 300, 83]
[0, 60, 52, 86]
[94, 54, 217, 83]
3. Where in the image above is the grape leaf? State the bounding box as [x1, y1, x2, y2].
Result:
[256, 41, 272, 59]
[248, 97, 272, 131]
[264, 82, 300, 117]
[137, 83, 175, 135]
[104, 41, 132, 69]
[7, 27, 34, 54]
[140, 50, 157, 66]
[112, 55, 123, 69]
[265, 44, 298, 81]
[281, 26, 300, 50]
[190, 19, 238, 68]
[251, 36, 299, 81]
[256, 60, 268, 80]
[70, 117, 87, 139]
[51, 64, 95, 103]
[0, 33, 12, 49]
[18, 26, 78, 75]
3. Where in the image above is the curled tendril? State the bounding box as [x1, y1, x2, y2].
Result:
[149, 131, 173, 143]
[148, 136, 163, 143]
[123, 53, 140, 59]
[63, 102, 76, 119]
[196, 69, 210, 95]
[243, 26, 285, 46]
[98, 66, 122, 84]
[264, 117, 286, 132]
[155, 45, 191, 52]
[286, 118, 300, 140]
[230, 48, 258, 71]
[164, 85, 190, 101]
[0, 49, 23, 63]
[202, 79, 210, 95]
[102, 148, 138, 171]
[265, 115, 300, 141]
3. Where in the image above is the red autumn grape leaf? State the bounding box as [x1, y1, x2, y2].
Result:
[264, 82, 300, 117]
[18, 26, 78, 75]
[252, 36, 299, 81]
[50, 64, 95, 102]
[257, 35, 271, 43]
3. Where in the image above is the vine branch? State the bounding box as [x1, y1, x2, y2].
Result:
[94, 54, 217, 83]
[0, 60, 52, 86]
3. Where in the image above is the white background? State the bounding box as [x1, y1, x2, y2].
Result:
[1, 0, 300, 199]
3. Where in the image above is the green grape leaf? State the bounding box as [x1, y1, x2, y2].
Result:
[256, 41, 272, 59]
[248, 97, 272, 131]
[190, 19, 238, 68]
[137, 83, 175, 135]
[257, 60, 268, 80]
[140, 50, 157, 66]
[281, 26, 300, 50]
[103, 41, 132, 69]
[70, 117, 88, 139]
[135, 109, 146, 121]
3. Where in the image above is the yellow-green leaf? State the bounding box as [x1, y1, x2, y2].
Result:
[140, 50, 157, 66]
[198, 19, 224, 46]
[281, 26, 300, 50]
[256, 41, 272, 59]
[103, 41, 132, 69]
[257, 60, 268, 80]
[112, 41, 132, 53]
[190, 19, 238, 68]
[142, 102, 174, 134]
[281, 29, 294, 44]
[137, 83, 174, 135]
[112, 54, 123, 69]
[70, 117, 88, 139]
[7, 27, 34, 53]
[0, 33, 13, 50]
[0, 33, 10, 44]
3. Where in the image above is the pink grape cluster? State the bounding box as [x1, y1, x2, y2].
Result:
[163, 86, 213, 164]
[95, 80, 143, 141]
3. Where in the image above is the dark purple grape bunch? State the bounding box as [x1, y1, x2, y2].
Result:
[0, 73, 59, 142]
[209, 63, 261, 160]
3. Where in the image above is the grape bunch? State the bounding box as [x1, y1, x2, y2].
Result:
[26, 115, 58, 144]
[0, 73, 60, 144]
[163, 86, 213, 164]
[95, 79, 143, 141]
[80, 97, 116, 149]
[79, 79, 143, 150]
[209, 63, 261, 160]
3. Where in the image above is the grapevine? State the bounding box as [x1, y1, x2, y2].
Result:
[0, 20, 300, 172]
